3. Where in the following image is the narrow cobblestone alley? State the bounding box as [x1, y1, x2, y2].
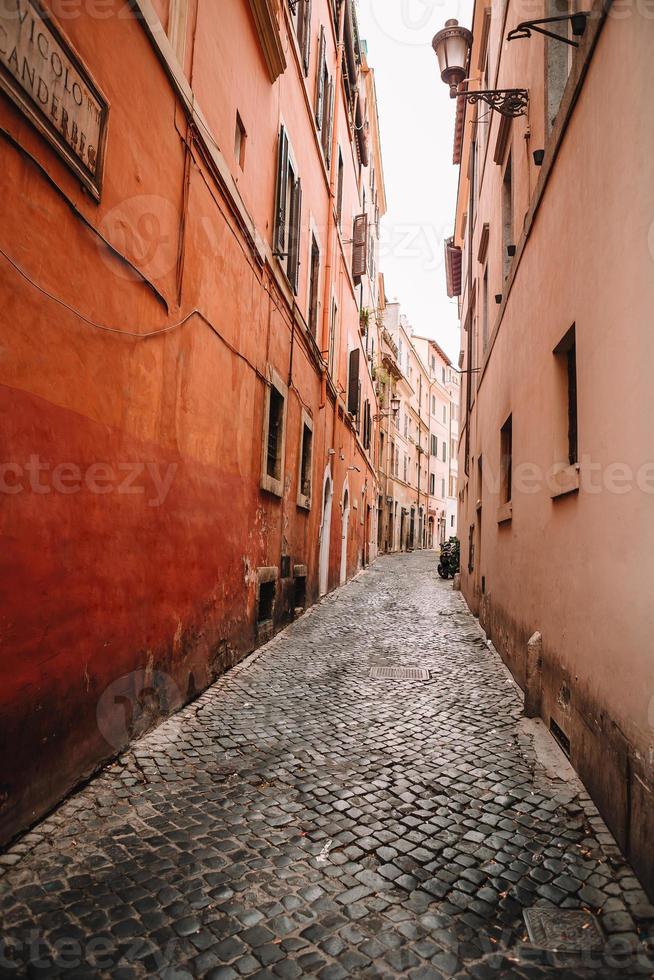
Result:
[1, 553, 653, 980]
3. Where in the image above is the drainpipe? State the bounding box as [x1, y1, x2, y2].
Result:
[320, 0, 347, 410]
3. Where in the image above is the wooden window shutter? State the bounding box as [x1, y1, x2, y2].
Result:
[301, 0, 312, 74]
[347, 349, 360, 416]
[352, 214, 368, 280]
[288, 178, 302, 294]
[273, 127, 289, 255]
[323, 77, 335, 167]
[315, 27, 326, 129]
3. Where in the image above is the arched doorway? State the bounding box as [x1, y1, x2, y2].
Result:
[428, 516, 435, 549]
[340, 484, 350, 585]
[319, 467, 333, 596]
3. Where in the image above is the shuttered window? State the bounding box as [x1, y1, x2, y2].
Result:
[315, 25, 334, 167]
[362, 399, 372, 451]
[352, 214, 368, 281]
[347, 349, 360, 418]
[295, 0, 312, 74]
[315, 27, 326, 128]
[273, 126, 302, 294]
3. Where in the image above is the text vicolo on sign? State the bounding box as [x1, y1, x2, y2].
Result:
[0, 0, 108, 199]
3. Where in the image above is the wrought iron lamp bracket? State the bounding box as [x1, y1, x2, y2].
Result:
[507, 12, 591, 47]
[457, 88, 529, 118]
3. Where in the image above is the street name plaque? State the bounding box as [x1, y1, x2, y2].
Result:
[0, 0, 108, 198]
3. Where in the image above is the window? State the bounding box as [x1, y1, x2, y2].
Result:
[258, 579, 276, 623]
[502, 155, 513, 280]
[451, 438, 456, 459]
[449, 475, 456, 497]
[429, 473, 435, 495]
[336, 150, 344, 226]
[442, 441, 447, 462]
[308, 234, 320, 338]
[235, 112, 247, 169]
[451, 514, 455, 527]
[261, 369, 288, 497]
[315, 27, 334, 165]
[431, 434, 437, 457]
[274, 127, 302, 292]
[404, 414, 408, 438]
[403, 455, 408, 482]
[443, 405, 447, 424]
[329, 299, 337, 375]
[500, 415, 513, 504]
[379, 431, 384, 466]
[352, 214, 368, 281]
[297, 412, 313, 509]
[441, 479, 446, 498]
[293, 0, 312, 74]
[362, 399, 372, 451]
[482, 265, 489, 352]
[442, 367, 446, 382]
[347, 349, 361, 420]
[431, 394, 436, 415]
[554, 325, 578, 466]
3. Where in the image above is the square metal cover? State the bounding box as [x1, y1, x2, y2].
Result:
[369, 666, 430, 681]
[523, 908, 604, 952]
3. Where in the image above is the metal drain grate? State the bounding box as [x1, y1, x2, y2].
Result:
[369, 666, 430, 681]
[523, 908, 604, 952]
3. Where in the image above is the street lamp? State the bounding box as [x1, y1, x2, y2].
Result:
[431, 19, 472, 98]
[432, 18, 529, 117]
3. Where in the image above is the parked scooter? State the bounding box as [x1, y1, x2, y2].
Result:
[437, 537, 460, 579]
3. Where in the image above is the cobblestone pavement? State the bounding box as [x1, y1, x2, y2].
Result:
[2, 552, 654, 980]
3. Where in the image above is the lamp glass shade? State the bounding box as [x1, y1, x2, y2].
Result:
[432, 19, 472, 95]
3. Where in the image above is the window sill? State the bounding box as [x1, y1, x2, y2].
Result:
[261, 475, 283, 498]
[551, 463, 580, 499]
[497, 501, 513, 524]
[296, 493, 311, 511]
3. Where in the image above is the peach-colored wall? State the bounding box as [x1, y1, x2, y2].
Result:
[452, 1, 654, 896]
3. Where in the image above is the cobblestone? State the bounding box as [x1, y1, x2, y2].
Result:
[1, 553, 653, 978]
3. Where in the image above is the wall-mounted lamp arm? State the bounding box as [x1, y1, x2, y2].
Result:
[507, 12, 590, 48]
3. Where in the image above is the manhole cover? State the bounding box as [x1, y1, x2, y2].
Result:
[523, 908, 604, 951]
[369, 666, 430, 681]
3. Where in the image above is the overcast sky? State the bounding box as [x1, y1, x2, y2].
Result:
[356, 0, 473, 361]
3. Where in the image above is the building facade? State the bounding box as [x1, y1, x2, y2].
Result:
[0, 0, 386, 846]
[376, 303, 456, 553]
[413, 335, 459, 546]
[444, 0, 654, 895]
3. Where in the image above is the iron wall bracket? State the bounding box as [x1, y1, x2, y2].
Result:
[457, 88, 529, 117]
[507, 12, 591, 47]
